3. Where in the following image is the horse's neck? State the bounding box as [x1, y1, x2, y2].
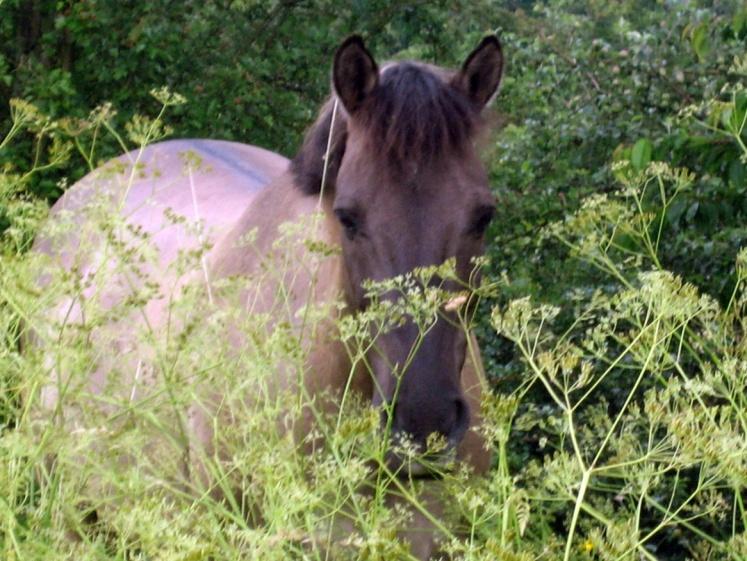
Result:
[210, 171, 346, 317]
[208, 172, 362, 399]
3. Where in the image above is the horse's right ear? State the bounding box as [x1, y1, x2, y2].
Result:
[333, 35, 379, 114]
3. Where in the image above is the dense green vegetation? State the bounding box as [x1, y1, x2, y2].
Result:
[2, 1, 747, 559]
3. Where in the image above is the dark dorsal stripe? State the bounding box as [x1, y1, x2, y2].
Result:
[291, 62, 482, 195]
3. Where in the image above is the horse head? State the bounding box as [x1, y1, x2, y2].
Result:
[292, 35, 503, 469]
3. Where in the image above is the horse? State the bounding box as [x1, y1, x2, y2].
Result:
[33, 34, 504, 559]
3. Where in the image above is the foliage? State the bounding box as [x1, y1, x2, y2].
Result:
[0, 98, 524, 560]
[497, 158, 747, 559]
[0, 0, 498, 200]
[478, 0, 747, 388]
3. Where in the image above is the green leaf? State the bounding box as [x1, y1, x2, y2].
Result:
[720, 106, 734, 130]
[691, 23, 710, 62]
[686, 201, 699, 222]
[728, 160, 745, 189]
[630, 138, 653, 171]
[732, 10, 747, 36]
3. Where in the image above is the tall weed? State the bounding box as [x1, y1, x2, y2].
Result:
[1, 81, 746, 560]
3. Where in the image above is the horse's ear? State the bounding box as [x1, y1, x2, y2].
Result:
[291, 99, 347, 195]
[333, 35, 379, 114]
[452, 35, 504, 108]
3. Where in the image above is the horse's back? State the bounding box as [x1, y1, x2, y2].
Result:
[37, 139, 288, 272]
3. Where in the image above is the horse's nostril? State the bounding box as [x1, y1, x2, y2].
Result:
[449, 397, 470, 443]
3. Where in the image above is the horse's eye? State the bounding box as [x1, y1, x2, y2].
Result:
[334, 208, 360, 240]
[468, 205, 495, 238]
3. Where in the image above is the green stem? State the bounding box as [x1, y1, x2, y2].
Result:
[563, 469, 591, 561]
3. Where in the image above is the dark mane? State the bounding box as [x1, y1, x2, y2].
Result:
[291, 62, 482, 195]
[290, 98, 348, 196]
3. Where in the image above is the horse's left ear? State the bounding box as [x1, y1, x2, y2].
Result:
[452, 35, 504, 108]
[333, 35, 379, 114]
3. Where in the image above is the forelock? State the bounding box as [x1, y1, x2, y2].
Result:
[357, 62, 482, 178]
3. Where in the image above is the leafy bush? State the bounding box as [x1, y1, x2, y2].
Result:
[479, 0, 747, 386]
[0, 0, 500, 200]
